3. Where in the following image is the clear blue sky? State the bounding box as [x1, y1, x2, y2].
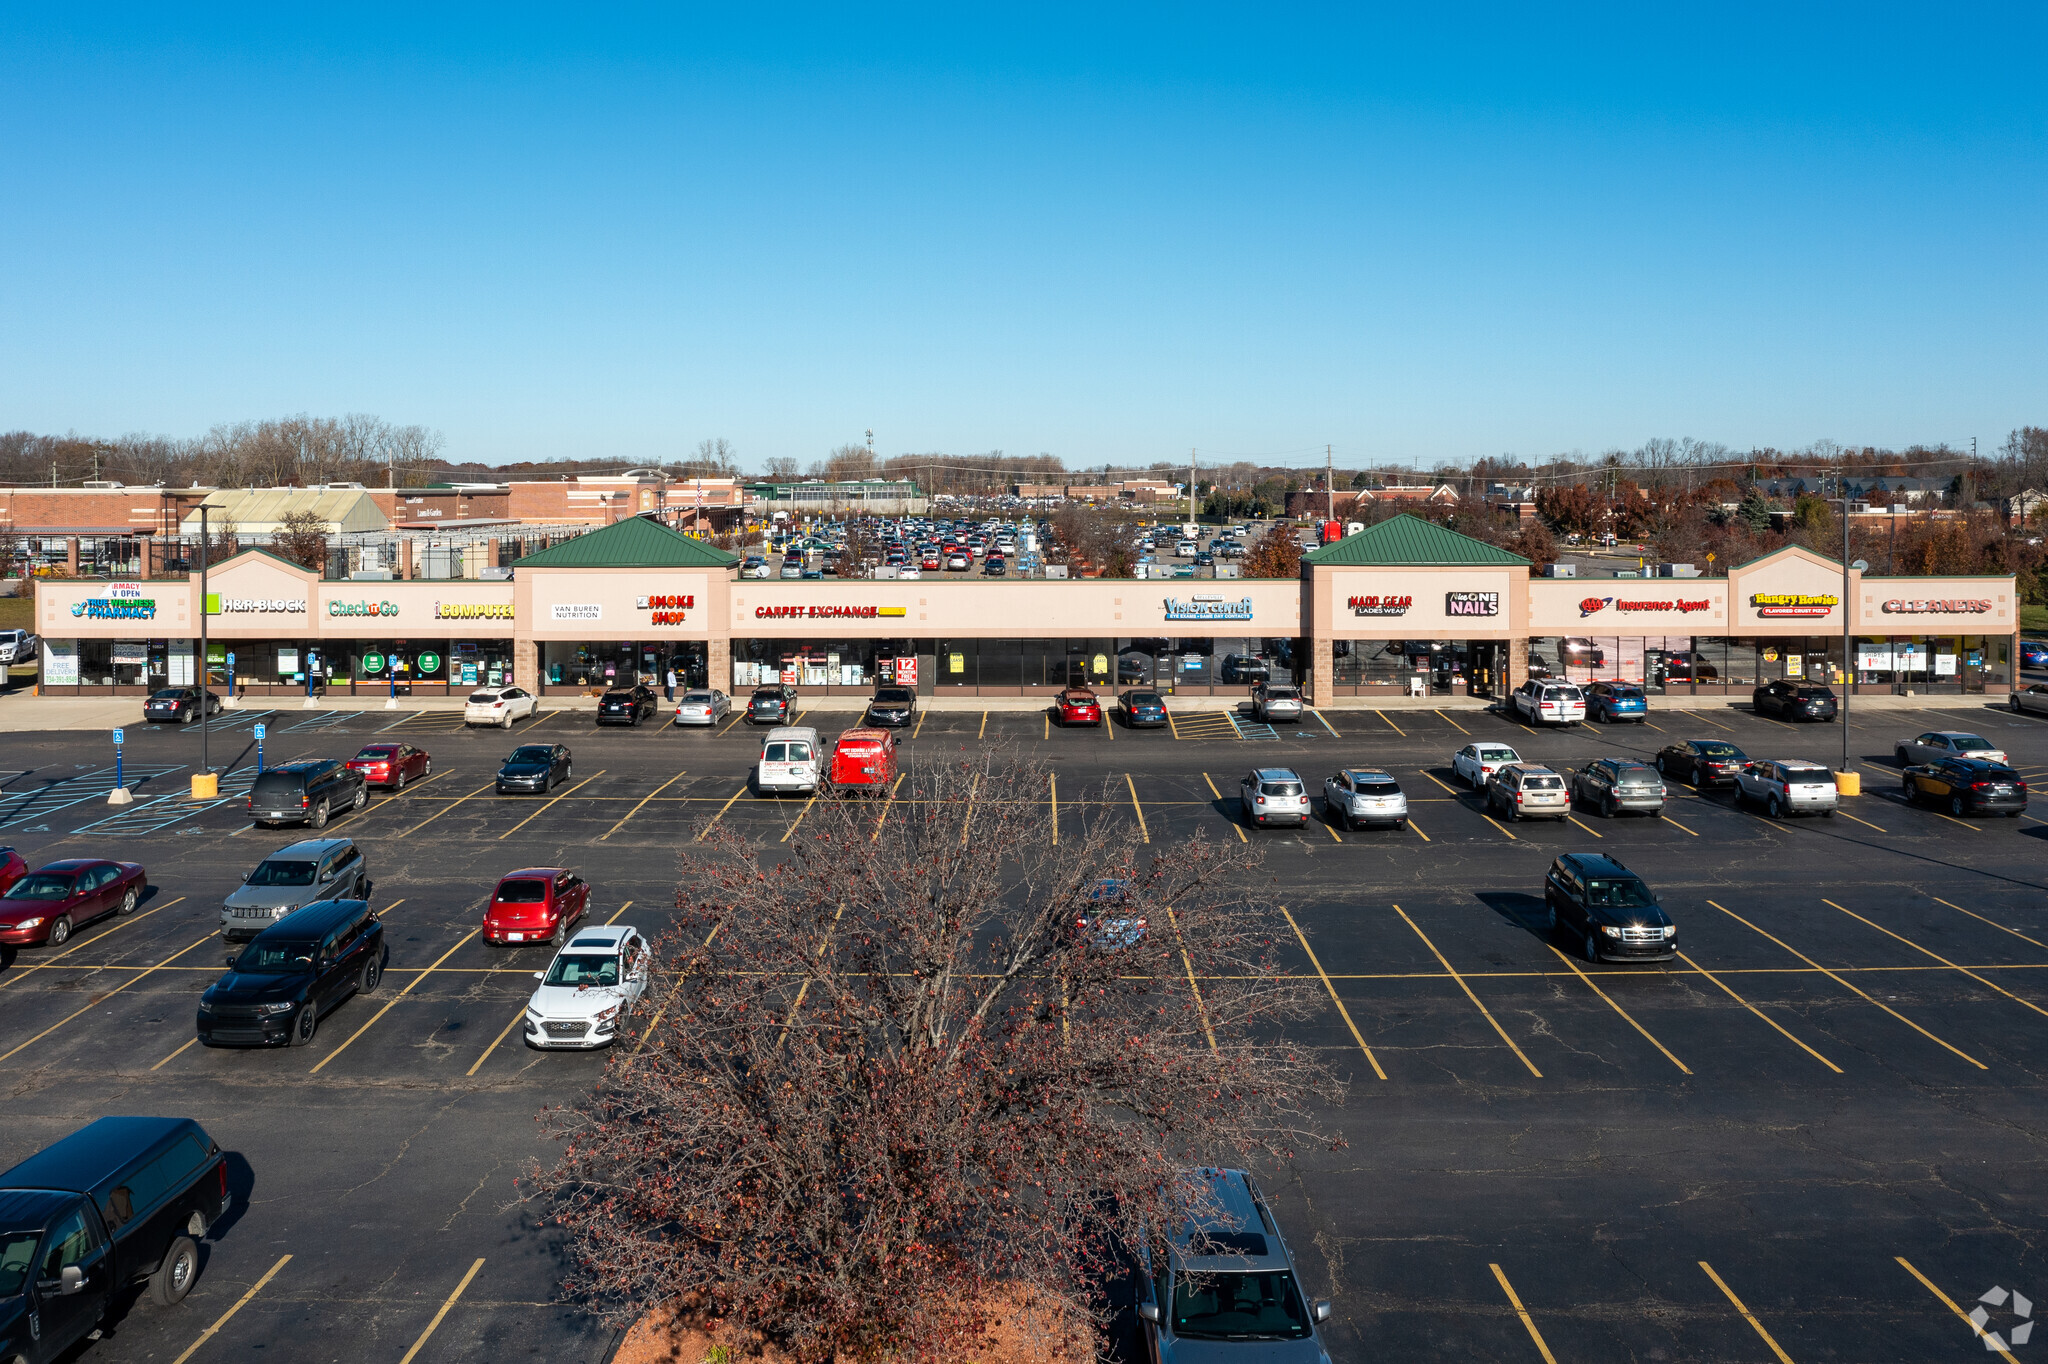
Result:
[2, 5, 2043, 470]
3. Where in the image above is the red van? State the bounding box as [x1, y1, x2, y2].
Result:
[827, 728, 899, 795]
[482, 867, 591, 947]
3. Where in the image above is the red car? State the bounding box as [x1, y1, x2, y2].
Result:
[921, 554, 942, 572]
[482, 867, 592, 947]
[0, 848, 25, 899]
[1055, 688, 1104, 727]
[0, 858, 147, 949]
[346, 743, 433, 790]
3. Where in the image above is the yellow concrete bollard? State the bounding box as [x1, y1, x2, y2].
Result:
[1834, 770, 1861, 797]
[191, 772, 219, 799]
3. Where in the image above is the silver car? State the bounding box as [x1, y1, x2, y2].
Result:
[672, 689, 730, 726]
[220, 838, 371, 950]
[1735, 759, 1839, 818]
[1323, 768, 1408, 830]
[1894, 730, 2007, 767]
[1135, 1168, 1334, 1364]
[1485, 764, 1570, 821]
[2013, 684, 2048, 717]
[1570, 759, 1667, 818]
[1253, 684, 1304, 723]
[1240, 768, 1309, 827]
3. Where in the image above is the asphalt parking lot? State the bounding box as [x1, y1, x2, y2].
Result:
[2, 693, 2047, 1362]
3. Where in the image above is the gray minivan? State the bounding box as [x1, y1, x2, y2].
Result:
[220, 838, 372, 951]
[1136, 1168, 1334, 1362]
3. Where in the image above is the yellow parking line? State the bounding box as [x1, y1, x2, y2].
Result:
[152, 1037, 199, 1071]
[1436, 709, 1469, 735]
[1407, 815, 1430, 842]
[309, 930, 477, 1074]
[1165, 709, 1182, 740]
[979, 710, 988, 740]
[398, 1258, 486, 1364]
[696, 781, 750, 840]
[1930, 895, 2048, 950]
[1707, 900, 1985, 1069]
[363, 767, 452, 816]
[460, 906, 632, 1085]
[1897, 1256, 1989, 1343]
[397, 780, 494, 838]
[0, 897, 181, 994]
[1692, 710, 1737, 731]
[1641, 719, 1667, 733]
[1320, 811, 1341, 841]
[1489, 1264, 1559, 1364]
[1165, 907, 1218, 1053]
[1673, 950, 1840, 1070]
[1125, 774, 1149, 843]
[1102, 711, 1113, 740]
[873, 772, 908, 842]
[1658, 813, 1699, 836]
[1924, 806, 1984, 832]
[0, 930, 214, 1065]
[1419, 768, 1460, 794]
[780, 793, 818, 843]
[1547, 946, 1689, 1073]
[497, 771, 603, 840]
[1395, 906, 1541, 1077]
[1280, 907, 1384, 1079]
[626, 923, 720, 1066]
[599, 770, 685, 840]
[1202, 773, 1247, 842]
[170, 1254, 292, 1364]
[717, 712, 747, 736]
[912, 709, 926, 739]
[1480, 811, 1519, 840]
[1565, 813, 1605, 839]
[1378, 709, 1406, 737]
[1824, 898, 2048, 1020]
[1699, 1262, 1796, 1364]
[1832, 807, 1887, 832]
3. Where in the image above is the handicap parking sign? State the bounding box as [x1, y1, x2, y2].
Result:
[253, 723, 267, 740]
[112, 728, 124, 745]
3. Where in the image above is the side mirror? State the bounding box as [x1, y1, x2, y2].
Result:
[224, 952, 239, 969]
[1313, 1299, 1333, 1323]
[61, 1265, 83, 1295]
[1136, 1303, 1160, 1324]
[533, 971, 545, 980]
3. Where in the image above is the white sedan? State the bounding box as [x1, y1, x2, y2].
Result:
[524, 926, 652, 1050]
[1452, 743, 1523, 787]
[464, 685, 540, 728]
[1893, 730, 2007, 767]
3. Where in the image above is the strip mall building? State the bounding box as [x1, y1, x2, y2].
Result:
[29, 515, 2021, 702]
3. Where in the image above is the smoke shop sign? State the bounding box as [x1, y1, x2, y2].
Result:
[1445, 591, 1499, 617]
[1750, 592, 1838, 619]
[1164, 596, 1254, 622]
[1347, 593, 1413, 617]
[638, 594, 695, 626]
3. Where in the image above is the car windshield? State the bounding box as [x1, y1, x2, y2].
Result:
[1265, 688, 1299, 699]
[1355, 780, 1400, 795]
[544, 953, 619, 987]
[1586, 878, 1655, 908]
[1171, 1269, 1312, 1341]
[508, 746, 555, 763]
[763, 742, 813, 763]
[1691, 742, 1742, 758]
[469, 690, 504, 703]
[874, 688, 914, 704]
[352, 746, 399, 761]
[1261, 781, 1304, 796]
[1783, 767, 1831, 782]
[1608, 687, 1643, 698]
[247, 860, 318, 887]
[1951, 735, 1993, 749]
[6, 874, 73, 901]
[0, 1231, 38, 1297]
[603, 689, 635, 700]
[752, 689, 784, 701]
[235, 940, 316, 973]
[497, 879, 549, 904]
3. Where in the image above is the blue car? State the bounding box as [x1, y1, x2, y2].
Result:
[1587, 682, 1649, 723]
[2023, 641, 2048, 671]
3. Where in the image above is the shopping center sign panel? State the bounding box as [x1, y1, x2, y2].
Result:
[1327, 571, 1517, 634]
[527, 574, 713, 637]
[1526, 579, 1728, 632]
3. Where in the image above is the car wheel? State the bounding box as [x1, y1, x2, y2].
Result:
[310, 800, 330, 829]
[352, 785, 367, 811]
[551, 918, 568, 948]
[358, 954, 382, 994]
[1952, 795, 1967, 818]
[1903, 778, 1917, 802]
[1601, 795, 1617, 819]
[48, 915, 71, 946]
[393, 768, 406, 790]
[118, 887, 137, 915]
[1767, 795, 1783, 820]
[2013, 695, 2022, 712]
[501, 713, 512, 729]
[288, 1004, 318, 1046]
[149, 1235, 199, 1306]
[424, 759, 432, 776]
[1583, 930, 1601, 964]
[1896, 748, 1909, 765]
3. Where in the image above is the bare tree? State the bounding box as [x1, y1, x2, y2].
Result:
[763, 455, 803, 481]
[269, 510, 329, 571]
[815, 442, 878, 482]
[522, 748, 1340, 1361]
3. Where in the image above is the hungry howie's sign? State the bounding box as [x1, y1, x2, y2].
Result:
[1750, 592, 1838, 618]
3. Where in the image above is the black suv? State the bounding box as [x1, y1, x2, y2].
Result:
[863, 686, 917, 728]
[1753, 680, 1838, 721]
[595, 684, 658, 726]
[0, 1117, 233, 1361]
[197, 899, 387, 1047]
[1543, 853, 1676, 964]
[748, 685, 798, 724]
[246, 760, 367, 829]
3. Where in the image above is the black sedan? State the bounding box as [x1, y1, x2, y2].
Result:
[144, 688, 222, 723]
[863, 686, 917, 728]
[497, 744, 574, 794]
[1116, 689, 1169, 728]
[595, 684, 658, 726]
[1901, 757, 2029, 817]
[1653, 739, 1748, 787]
[749, 685, 798, 725]
[1753, 680, 1838, 721]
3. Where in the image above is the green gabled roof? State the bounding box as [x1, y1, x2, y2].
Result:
[514, 516, 739, 569]
[1303, 513, 1530, 567]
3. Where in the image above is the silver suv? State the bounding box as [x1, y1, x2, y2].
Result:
[1485, 764, 1569, 821]
[1323, 768, 1408, 830]
[1252, 684, 1304, 723]
[1239, 768, 1309, 827]
[1136, 1168, 1334, 1362]
[220, 838, 371, 951]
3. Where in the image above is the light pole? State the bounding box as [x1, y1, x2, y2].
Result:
[196, 504, 221, 791]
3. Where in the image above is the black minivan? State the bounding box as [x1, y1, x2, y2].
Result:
[0, 1116, 232, 1362]
[1544, 852, 1677, 964]
[246, 759, 368, 829]
[197, 899, 387, 1047]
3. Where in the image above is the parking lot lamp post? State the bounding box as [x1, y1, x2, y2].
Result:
[198, 504, 214, 781]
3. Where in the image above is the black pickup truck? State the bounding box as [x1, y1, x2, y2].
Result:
[0, 1117, 231, 1362]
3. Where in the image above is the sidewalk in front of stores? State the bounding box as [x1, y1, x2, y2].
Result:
[0, 686, 2014, 733]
